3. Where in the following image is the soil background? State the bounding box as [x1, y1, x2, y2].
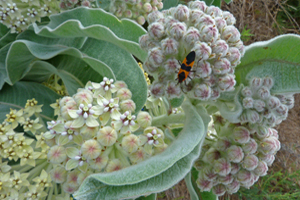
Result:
[158, 0, 300, 199]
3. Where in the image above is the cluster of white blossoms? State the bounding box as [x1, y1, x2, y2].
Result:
[139, 0, 244, 101]
[194, 76, 294, 196]
[0, 0, 60, 33]
[108, 0, 163, 25]
[45, 77, 167, 194]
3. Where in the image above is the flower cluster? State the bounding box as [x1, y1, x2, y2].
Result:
[139, 0, 244, 101]
[0, 0, 60, 33]
[59, 0, 96, 10]
[194, 114, 280, 196]
[239, 76, 294, 128]
[0, 99, 59, 199]
[108, 0, 163, 25]
[45, 77, 167, 194]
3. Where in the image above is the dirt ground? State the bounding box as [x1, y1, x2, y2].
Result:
[158, 0, 300, 199]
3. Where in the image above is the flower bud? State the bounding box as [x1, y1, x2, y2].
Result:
[212, 40, 229, 57]
[97, 126, 118, 146]
[122, 134, 139, 153]
[242, 155, 259, 171]
[257, 86, 270, 100]
[88, 154, 109, 170]
[212, 184, 226, 196]
[243, 97, 254, 108]
[169, 22, 186, 40]
[48, 145, 67, 164]
[230, 163, 240, 174]
[214, 158, 231, 176]
[237, 169, 253, 184]
[226, 145, 244, 163]
[221, 25, 240, 43]
[196, 175, 213, 192]
[165, 81, 181, 99]
[196, 60, 211, 78]
[116, 88, 132, 101]
[50, 166, 67, 183]
[232, 126, 250, 144]
[253, 100, 265, 112]
[188, 1, 207, 11]
[203, 148, 221, 163]
[250, 77, 263, 90]
[241, 86, 252, 97]
[194, 42, 212, 60]
[214, 139, 231, 151]
[262, 76, 274, 89]
[193, 83, 211, 100]
[267, 96, 281, 110]
[242, 138, 258, 154]
[190, 10, 205, 24]
[81, 139, 101, 160]
[218, 174, 233, 185]
[150, 82, 165, 98]
[137, 111, 152, 129]
[253, 160, 268, 176]
[148, 22, 165, 40]
[120, 99, 136, 113]
[183, 27, 200, 48]
[73, 89, 93, 105]
[246, 109, 260, 124]
[259, 137, 279, 155]
[137, 15, 146, 25]
[174, 5, 190, 22]
[148, 47, 164, 66]
[164, 58, 179, 75]
[195, 15, 215, 30]
[106, 159, 123, 172]
[206, 6, 222, 18]
[213, 58, 231, 75]
[226, 179, 240, 194]
[201, 25, 218, 43]
[218, 74, 235, 91]
[143, 3, 152, 12]
[161, 38, 179, 55]
[202, 167, 218, 181]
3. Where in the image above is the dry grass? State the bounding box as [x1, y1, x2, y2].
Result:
[158, 0, 300, 199]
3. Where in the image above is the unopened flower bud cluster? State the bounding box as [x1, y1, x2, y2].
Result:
[0, 99, 58, 199]
[0, 0, 60, 33]
[239, 76, 294, 128]
[195, 114, 280, 196]
[108, 0, 163, 25]
[59, 0, 96, 10]
[45, 77, 167, 194]
[139, 0, 244, 101]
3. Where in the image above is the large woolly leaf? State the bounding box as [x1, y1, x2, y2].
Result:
[79, 38, 147, 113]
[74, 100, 206, 199]
[235, 34, 300, 94]
[96, 0, 110, 10]
[0, 44, 10, 89]
[0, 81, 61, 122]
[31, 7, 147, 62]
[5, 40, 114, 91]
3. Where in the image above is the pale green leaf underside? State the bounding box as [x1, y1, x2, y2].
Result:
[0, 82, 61, 122]
[185, 172, 199, 200]
[6, 40, 114, 93]
[79, 38, 147, 113]
[31, 7, 147, 62]
[161, 0, 179, 10]
[236, 34, 300, 94]
[74, 142, 202, 200]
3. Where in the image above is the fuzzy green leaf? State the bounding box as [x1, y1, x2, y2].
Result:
[170, 95, 184, 108]
[162, 0, 179, 10]
[74, 142, 202, 200]
[236, 34, 300, 94]
[0, 81, 61, 122]
[200, 191, 218, 200]
[135, 193, 157, 200]
[96, 0, 110, 10]
[185, 172, 200, 200]
[74, 100, 207, 199]
[0, 44, 10, 89]
[79, 38, 147, 112]
[31, 7, 147, 62]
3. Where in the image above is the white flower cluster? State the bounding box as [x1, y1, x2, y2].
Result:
[139, 0, 244, 101]
[45, 77, 167, 194]
[0, 0, 59, 33]
[108, 0, 163, 25]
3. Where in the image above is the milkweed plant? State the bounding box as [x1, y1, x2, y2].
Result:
[0, 0, 299, 199]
